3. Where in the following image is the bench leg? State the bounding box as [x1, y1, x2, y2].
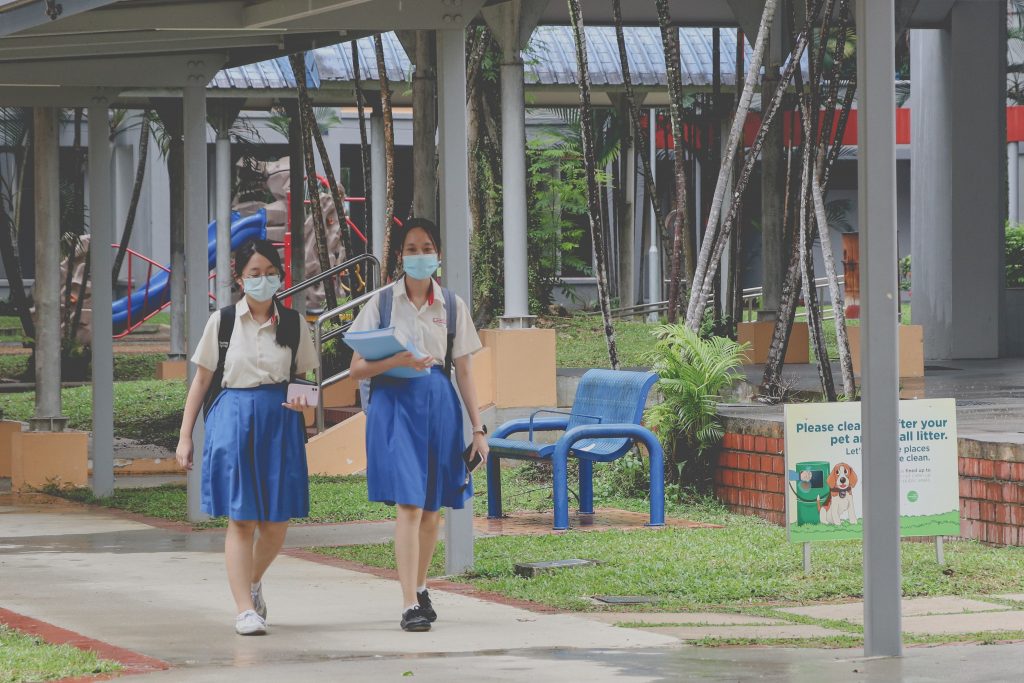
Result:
[487, 454, 503, 519]
[647, 437, 665, 527]
[552, 452, 570, 530]
[578, 458, 594, 514]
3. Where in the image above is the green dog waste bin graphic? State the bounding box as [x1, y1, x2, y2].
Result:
[790, 461, 831, 525]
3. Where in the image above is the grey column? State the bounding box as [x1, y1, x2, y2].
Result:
[911, 29, 953, 360]
[183, 84, 210, 522]
[950, 0, 1006, 358]
[1009, 143, 1019, 227]
[370, 110, 387, 263]
[616, 97, 636, 310]
[856, 0, 901, 657]
[438, 26, 474, 575]
[647, 108, 660, 322]
[215, 126, 232, 305]
[89, 101, 115, 497]
[31, 107, 64, 431]
[500, 56, 531, 327]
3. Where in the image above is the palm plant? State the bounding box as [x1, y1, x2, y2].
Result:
[645, 324, 747, 488]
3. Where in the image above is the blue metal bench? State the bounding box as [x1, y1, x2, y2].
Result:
[486, 369, 665, 530]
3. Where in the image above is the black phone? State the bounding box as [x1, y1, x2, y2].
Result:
[463, 448, 483, 473]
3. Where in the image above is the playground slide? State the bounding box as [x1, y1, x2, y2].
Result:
[111, 209, 268, 332]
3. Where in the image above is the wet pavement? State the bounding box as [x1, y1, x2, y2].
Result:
[3, 499, 1024, 681]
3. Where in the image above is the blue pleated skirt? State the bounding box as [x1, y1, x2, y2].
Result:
[201, 383, 310, 522]
[365, 366, 470, 512]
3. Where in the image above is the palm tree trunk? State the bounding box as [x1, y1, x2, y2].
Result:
[685, 0, 823, 331]
[111, 111, 150, 283]
[655, 6, 693, 322]
[374, 34, 397, 278]
[288, 53, 338, 310]
[612, 0, 666, 257]
[0, 201, 34, 339]
[568, 0, 619, 370]
[684, 0, 780, 329]
[352, 42, 372, 254]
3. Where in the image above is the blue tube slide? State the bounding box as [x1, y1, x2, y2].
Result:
[111, 209, 267, 332]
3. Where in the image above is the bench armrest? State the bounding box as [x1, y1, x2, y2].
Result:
[490, 416, 569, 441]
[528, 409, 601, 441]
[554, 423, 661, 461]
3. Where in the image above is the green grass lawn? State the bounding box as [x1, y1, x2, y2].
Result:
[0, 625, 121, 683]
[1, 379, 185, 448]
[0, 314, 27, 342]
[540, 315, 658, 368]
[0, 352, 166, 382]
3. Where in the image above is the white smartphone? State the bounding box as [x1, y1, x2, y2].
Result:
[286, 383, 319, 405]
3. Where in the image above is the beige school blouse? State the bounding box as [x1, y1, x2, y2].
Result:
[192, 298, 318, 388]
[348, 277, 482, 363]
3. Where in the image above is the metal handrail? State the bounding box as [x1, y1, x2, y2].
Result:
[275, 253, 382, 304]
[313, 279, 399, 432]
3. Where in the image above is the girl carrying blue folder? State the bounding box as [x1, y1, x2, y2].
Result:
[348, 218, 488, 633]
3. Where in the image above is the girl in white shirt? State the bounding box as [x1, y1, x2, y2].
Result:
[349, 218, 488, 632]
[176, 239, 317, 636]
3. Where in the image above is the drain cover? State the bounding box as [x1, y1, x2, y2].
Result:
[591, 595, 658, 605]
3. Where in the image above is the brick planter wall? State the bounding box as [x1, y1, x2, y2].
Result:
[714, 414, 1024, 547]
[713, 417, 787, 526]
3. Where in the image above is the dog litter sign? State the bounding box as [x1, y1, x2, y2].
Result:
[784, 399, 960, 543]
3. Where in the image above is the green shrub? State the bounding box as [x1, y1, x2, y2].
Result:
[1008, 224, 1024, 288]
[645, 325, 747, 489]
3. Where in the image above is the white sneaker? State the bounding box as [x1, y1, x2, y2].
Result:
[251, 583, 267, 621]
[235, 609, 267, 636]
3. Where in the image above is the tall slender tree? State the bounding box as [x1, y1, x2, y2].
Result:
[374, 34, 397, 277]
[568, 0, 619, 369]
[684, 0, 780, 330]
[655, 2, 693, 322]
[288, 53, 338, 310]
[111, 110, 150, 283]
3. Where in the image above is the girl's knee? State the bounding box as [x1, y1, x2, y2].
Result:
[257, 521, 289, 537]
[230, 520, 258, 534]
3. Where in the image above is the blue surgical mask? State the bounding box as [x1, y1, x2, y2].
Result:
[403, 254, 440, 280]
[243, 274, 282, 302]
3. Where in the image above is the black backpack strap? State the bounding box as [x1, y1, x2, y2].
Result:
[203, 306, 236, 419]
[441, 287, 457, 378]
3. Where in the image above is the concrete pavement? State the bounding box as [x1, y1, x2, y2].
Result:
[4, 498, 1024, 681]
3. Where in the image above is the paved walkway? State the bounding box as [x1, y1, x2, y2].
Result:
[3, 498, 1024, 681]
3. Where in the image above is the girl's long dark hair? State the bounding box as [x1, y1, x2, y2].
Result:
[234, 238, 298, 351]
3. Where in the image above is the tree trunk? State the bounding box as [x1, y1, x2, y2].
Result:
[0, 201, 34, 339]
[288, 53, 338, 310]
[568, 0, 619, 370]
[684, 0, 779, 329]
[352, 42, 372, 255]
[374, 34, 397, 278]
[812, 171, 854, 396]
[112, 111, 150, 283]
[611, 0, 665, 272]
[655, 6, 693, 322]
[685, 0, 822, 331]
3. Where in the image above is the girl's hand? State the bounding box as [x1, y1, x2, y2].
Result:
[176, 437, 194, 470]
[282, 395, 307, 413]
[472, 432, 489, 462]
[391, 351, 434, 372]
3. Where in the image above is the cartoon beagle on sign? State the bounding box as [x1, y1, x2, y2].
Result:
[817, 462, 859, 525]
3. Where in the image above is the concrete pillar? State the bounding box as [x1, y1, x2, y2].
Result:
[950, 0, 1007, 358]
[1009, 143, 1019, 227]
[32, 107, 64, 431]
[499, 56, 532, 327]
[856, 0, 902, 658]
[183, 84, 210, 523]
[647, 108, 661, 322]
[370, 109, 386, 264]
[437, 26, 474, 574]
[412, 31, 438, 223]
[759, 65, 784, 320]
[88, 101, 115, 497]
[911, 29, 953, 360]
[214, 126, 232, 305]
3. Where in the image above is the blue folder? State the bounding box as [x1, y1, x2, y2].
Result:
[343, 327, 430, 379]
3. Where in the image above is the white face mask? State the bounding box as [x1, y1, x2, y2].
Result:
[243, 274, 282, 302]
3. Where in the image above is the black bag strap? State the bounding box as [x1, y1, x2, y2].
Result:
[441, 287, 457, 378]
[202, 306, 236, 419]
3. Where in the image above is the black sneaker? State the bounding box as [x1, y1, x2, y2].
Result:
[400, 606, 432, 632]
[417, 589, 437, 623]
